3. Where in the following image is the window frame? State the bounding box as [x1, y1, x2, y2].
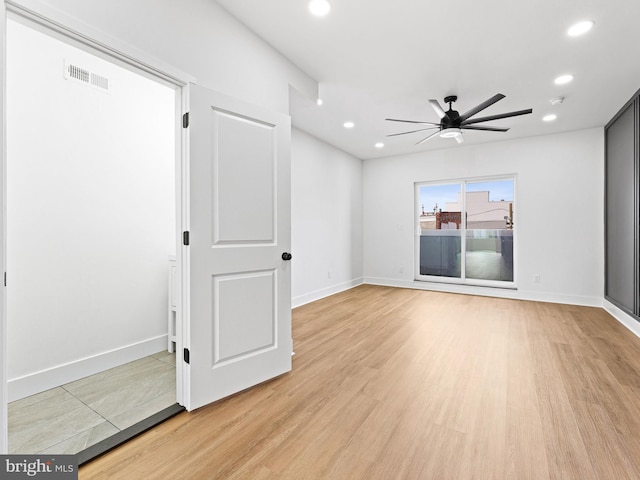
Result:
[414, 175, 517, 289]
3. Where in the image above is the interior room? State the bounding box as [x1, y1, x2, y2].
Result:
[1, 0, 640, 478]
[6, 17, 178, 454]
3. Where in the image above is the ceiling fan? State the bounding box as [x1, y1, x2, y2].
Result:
[386, 94, 532, 144]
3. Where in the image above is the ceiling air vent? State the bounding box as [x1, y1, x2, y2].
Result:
[64, 61, 110, 93]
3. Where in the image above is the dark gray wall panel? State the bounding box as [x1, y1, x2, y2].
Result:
[605, 101, 636, 312]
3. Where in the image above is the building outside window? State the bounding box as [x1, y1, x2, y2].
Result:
[415, 176, 515, 287]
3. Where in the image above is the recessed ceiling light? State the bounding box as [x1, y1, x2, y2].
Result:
[343, 121, 355, 129]
[309, 0, 331, 17]
[554, 74, 574, 85]
[543, 114, 557, 122]
[375, 142, 384, 149]
[568, 20, 594, 37]
[316, 98, 323, 106]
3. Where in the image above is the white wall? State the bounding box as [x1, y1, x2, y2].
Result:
[7, 19, 175, 399]
[8, 0, 317, 115]
[363, 128, 605, 306]
[291, 129, 363, 307]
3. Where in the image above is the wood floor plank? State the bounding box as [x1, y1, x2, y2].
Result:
[533, 372, 596, 480]
[572, 399, 640, 480]
[80, 286, 640, 479]
[505, 313, 550, 480]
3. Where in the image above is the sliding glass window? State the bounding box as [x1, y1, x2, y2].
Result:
[415, 177, 515, 288]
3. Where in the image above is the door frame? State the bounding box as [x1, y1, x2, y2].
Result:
[1, 1, 195, 452]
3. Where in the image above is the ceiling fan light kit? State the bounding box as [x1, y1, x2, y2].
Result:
[386, 93, 533, 145]
[439, 128, 462, 138]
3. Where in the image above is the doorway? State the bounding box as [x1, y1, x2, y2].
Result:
[6, 15, 182, 454]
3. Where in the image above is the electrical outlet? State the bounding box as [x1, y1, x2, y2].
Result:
[328, 271, 332, 279]
[534, 274, 541, 284]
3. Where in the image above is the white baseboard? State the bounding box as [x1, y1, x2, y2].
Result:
[363, 276, 603, 307]
[292, 277, 364, 308]
[8, 335, 168, 402]
[603, 301, 640, 339]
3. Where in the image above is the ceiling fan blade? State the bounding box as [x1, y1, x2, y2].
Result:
[385, 118, 440, 125]
[416, 130, 441, 145]
[457, 93, 505, 123]
[387, 127, 438, 137]
[461, 109, 533, 125]
[455, 135, 464, 144]
[428, 100, 447, 119]
[461, 125, 510, 132]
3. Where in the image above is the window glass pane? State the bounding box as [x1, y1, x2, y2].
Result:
[464, 180, 514, 281]
[418, 183, 462, 278]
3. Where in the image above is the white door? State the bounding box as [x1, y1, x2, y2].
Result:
[185, 84, 292, 410]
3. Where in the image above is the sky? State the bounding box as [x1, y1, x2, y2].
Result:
[419, 179, 514, 213]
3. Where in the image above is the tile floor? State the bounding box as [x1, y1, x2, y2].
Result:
[8, 351, 176, 454]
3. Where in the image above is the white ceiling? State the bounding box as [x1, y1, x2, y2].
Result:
[215, 0, 640, 160]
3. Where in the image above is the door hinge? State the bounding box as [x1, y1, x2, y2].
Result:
[3, 272, 5, 287]
[183, 348, 190, 364]
[182, 112, 189, 128]
[183, 231, 190, 246]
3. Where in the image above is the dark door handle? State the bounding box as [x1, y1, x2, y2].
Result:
[282, 252, 292, 261]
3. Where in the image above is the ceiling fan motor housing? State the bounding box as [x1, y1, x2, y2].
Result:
[443, 95, 459, 126]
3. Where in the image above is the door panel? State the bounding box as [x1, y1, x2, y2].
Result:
[605, 102, 636, 312]
[213, 270, 276, 365]
[213, 109, 275, 244]
[187, 84, 292, 410]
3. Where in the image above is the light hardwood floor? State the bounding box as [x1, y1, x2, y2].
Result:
[80, 285, 640, 479]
